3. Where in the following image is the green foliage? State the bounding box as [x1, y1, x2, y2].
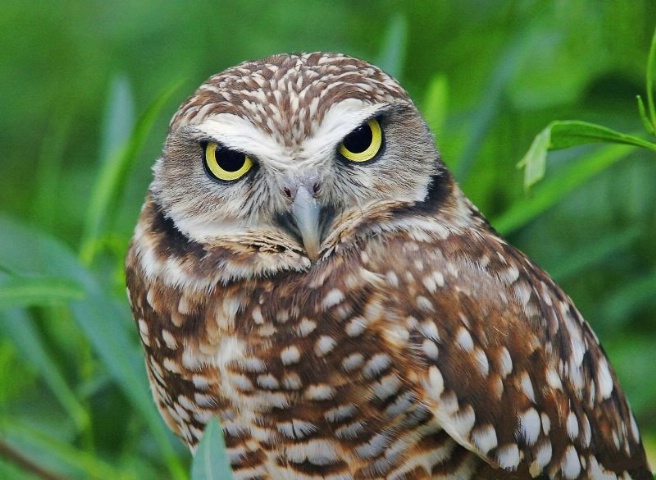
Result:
[80, 77, 184, 266]
[1, 1, 655, 477]
[191, 419, 233, 480]
[519, 27, 656, 191]
[0, 275, 84, 311]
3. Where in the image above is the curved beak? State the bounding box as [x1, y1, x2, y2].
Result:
[291, 186, 321, 261]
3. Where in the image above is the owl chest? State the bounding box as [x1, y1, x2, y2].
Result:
[207, 274, 449, 477]
[213, 272, 404, 409]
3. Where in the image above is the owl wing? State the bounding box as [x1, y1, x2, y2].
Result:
[368, 229, 650, 479]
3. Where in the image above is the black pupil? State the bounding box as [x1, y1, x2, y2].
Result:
[216, 147, 246, 171]
[343, 123, 372, 153]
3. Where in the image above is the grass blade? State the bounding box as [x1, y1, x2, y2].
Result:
[99, 75, 135, 166]
[375, 13, 408, 80]
[422, 74, 449, 140]
[79, 79, 183, 265]
[1, 309, 89, 432]
[68, 279, 188, 479]
[0, 216, 187, 479]
[2, 419, 130, 480]
[644, 26, 656, 132]
[31, 113, 73, 232]
[0, 276, 84, 310]
[454, 38, 522, 181]
[637, 95, 655, 135]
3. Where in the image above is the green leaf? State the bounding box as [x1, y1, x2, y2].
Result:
[0, 216, 187, 479]
[32, 113, 73, 231]
[1, 309, 90, 431]
[516, 127, 551, 192]
[79, 78, 183, 265]
[191, 418, 233, 480]
[548, 121, 656, 151]
[2, 419, 130, 479]
[422, 74, 449, 140]
[0, 275, 84, 310]
[495, 144, 634, 235]
[518, 121, 656, 190]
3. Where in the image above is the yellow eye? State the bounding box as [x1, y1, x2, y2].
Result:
[338, 118, 383, 163]
[203, 142, 254, 182]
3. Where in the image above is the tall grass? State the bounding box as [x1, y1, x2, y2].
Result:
[1, 3, 654, 478]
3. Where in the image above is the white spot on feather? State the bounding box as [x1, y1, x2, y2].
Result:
[517, 408, 541, 446]
[163, 358, 181, 373]
[138, 319, 150, 346]
[546, 367, 562, 390]
[325, 403, 357, 423]
[252, 306, 264, 324]
[519, 371, 536, 403]
[422, 339, 439, 360]
[597, 358, 614, 400]
[561, 445, 581, 479]
[498, 347, 513, 378]
[386, 271, 399, 287]
[342, 353, 364, 372]
[192, 375, 210, 390]
[473, 348, 489, 376]
[355, 432, 388, 459]
[281, 345, 301, 365]
[298, 317, 316, 336]
[472, 424, 498, 454]
[425, 366, 444, 397]
[496, 443, 521, 470]
[314, 336, 336, 357]
[286, 439, 339, 465]
[322, 288, 344, 309]
[450, 405, 476, 439]
[346, 316, 368, 337]
[456, 327, 474, 351]
[277, 419, 318, 440]
[419, 320, 440, 341]
[530, 441, 552, 476]
[282, 372, 302, 390]
[161, 329, 177, 350]
[541, 413, 551, 435]
[362, 353, 391, 379]
[588, 455, 622, 480]
[566, 411, 579, 440]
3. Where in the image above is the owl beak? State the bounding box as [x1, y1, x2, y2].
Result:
[291, 186, 321, 261]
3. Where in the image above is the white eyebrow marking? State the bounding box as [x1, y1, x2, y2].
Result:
[196, 100, 386, 172]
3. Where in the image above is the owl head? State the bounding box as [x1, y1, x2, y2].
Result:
[149, 53, 449, 263]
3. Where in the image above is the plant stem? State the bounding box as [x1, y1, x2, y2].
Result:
[647, 26, 656, 130]
[0, 439, 66, 480]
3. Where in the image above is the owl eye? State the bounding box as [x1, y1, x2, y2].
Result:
[203, 142, 254, 182]
[338, 118, 383, 163]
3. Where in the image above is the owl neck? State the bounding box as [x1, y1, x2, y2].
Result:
[324, 169, 480, 252]
[133, 172, 479, 288]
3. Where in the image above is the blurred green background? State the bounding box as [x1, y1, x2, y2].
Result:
[1, 1, 655, 478]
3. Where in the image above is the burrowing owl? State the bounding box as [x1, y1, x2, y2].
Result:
[125, 53, 652, 479]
